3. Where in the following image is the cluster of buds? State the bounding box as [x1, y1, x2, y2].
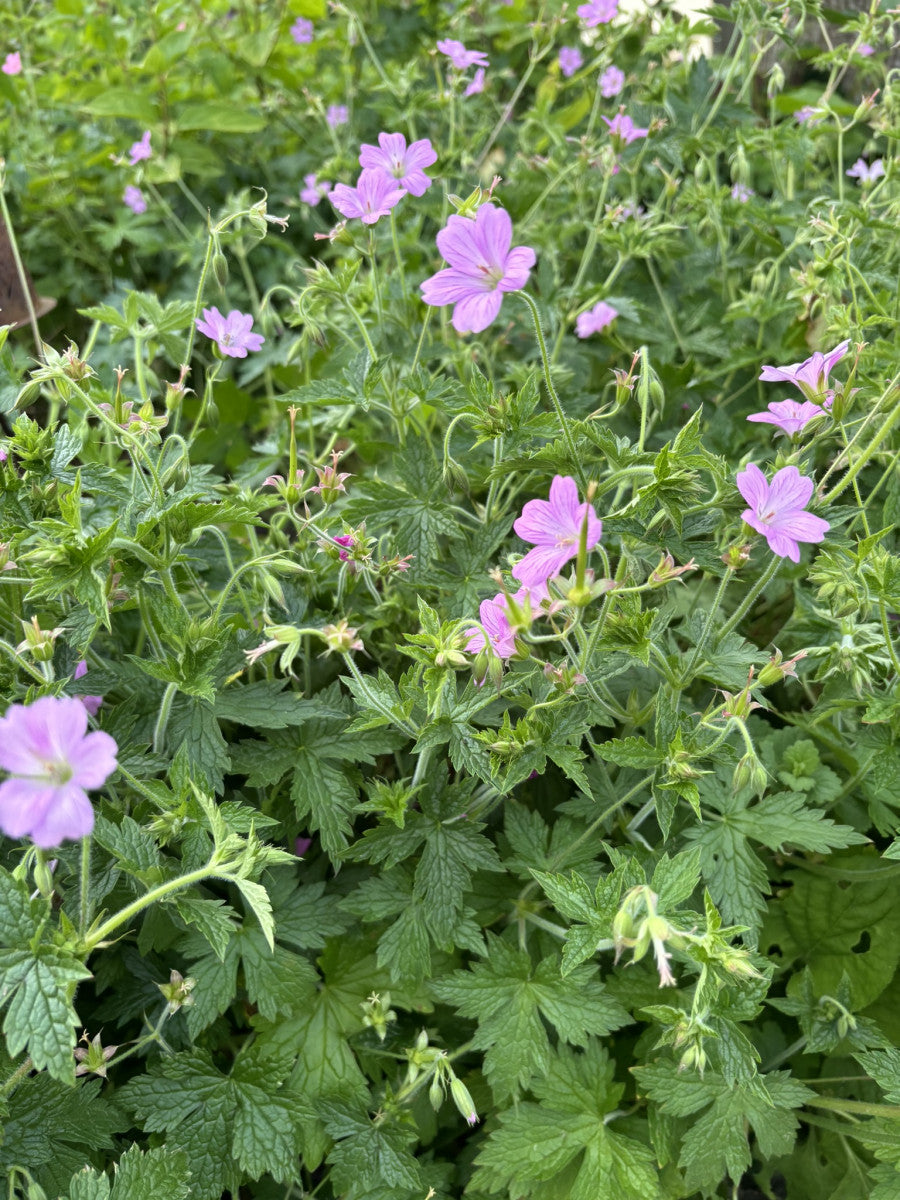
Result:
[318, 525, 372, 573]
[158, 969, 196, 1014]
[17, 615, 63, 663]
[446, 175, 502, 218]
[612, 886, 683, 987]
[543, 660, 587, 694]
[650, 1005, 717, 1075]
[406, 1030, 478, 1128]
[74, 1031, 118, 1079]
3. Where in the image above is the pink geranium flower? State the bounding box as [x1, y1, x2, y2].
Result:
[465, 67, 486, 97]
[358, 132, 437, 197]
[512, 475, 602, 587]
[759, 340, 849, 400]
[602, 112, 649, 149]
[795, 105, 822, 126]
[465, 595, 517, 658]
[437, 38, 488, 70]
[129, 130, 152, 164]
[326, 104, 348, 129]
[578, 0, 619, 26]
[558, 47, 583, 77]
[290, 17, 314, 44]
[0, 696, 118, 848]
[123, 186, 147, 214]
[600, 65, 625, 97]
[195, 307, 265, 358]
[736, 463, 829, 562]
[420, 205, 536, 334]
[328, 168, 406, 224]
[576, 301, 618, 338]
[300, 173, 331, 205]
[846, 158, 884, 185]
[731, 183, 753, 202]
[2, 51, 22, 75]
[746, 399, 826, 436]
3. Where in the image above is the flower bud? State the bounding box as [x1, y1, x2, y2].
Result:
[212, 251, 229, 288]
[429, 1074, 445, 1111]
[158, 969, 196, 1013]
[732, 752, 768, 797]
[450, 1075, 479, 1126]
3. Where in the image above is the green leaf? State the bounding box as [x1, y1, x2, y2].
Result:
[0, 878, 91, 1084]
[433, 936, 629, 1100]
[473, 1044, 657, 1199]
[173, 896, 239, 961]
[111, 1144, 191, 1199]
[326, 1114, 422, 1193]
[593, 736, 663, 769]
[0, 1074, 126, 1193]
[855, 1048, 900, 1103]
[230, 877, 275, 951]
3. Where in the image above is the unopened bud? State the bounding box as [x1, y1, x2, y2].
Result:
[450, 1075, 478, 1126]
[732, 752, 767, 797]
[212, 251, 229, 288]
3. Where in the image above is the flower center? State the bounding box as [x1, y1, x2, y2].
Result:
[43, 759, 73, 786]
[391, 156, 404, 176]
[221, 332, 235, 346]
[556, 534, 578, 548]
[478, 264, 504, 290]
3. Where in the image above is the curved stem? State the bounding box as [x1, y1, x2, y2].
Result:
[716, 554, 782, 643]
[517, 291, 585, 488]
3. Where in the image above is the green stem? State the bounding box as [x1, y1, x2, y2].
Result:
[820, 384, 900, 506]
[680, 571, 733, 683]
[551, 177, 611, 361]
[716, 554, 782, 643]
[153, 682, 178, 755]
[0, 1057, 32, 1098]
[79, 836, 91, 937]
[80, 859, 223, 953]
[183, 230, 216, 368]
[518, 292, 585, 488]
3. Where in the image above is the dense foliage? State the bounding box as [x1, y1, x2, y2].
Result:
[1, 0, 899, 1196]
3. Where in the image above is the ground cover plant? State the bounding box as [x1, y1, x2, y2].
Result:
[1, 0, 899, 1196]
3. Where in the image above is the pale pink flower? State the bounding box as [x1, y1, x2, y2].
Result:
[558, 47, 583, 78]
[195, 307, 265, 358]
[578, 0, 619, 26]
[465, 594, 517, 658]
[123, 186, 147, 214]
[326, 104, 349, 129]
[846, 157, 884, 185]
[464, 67, 486, 97]
[420, 205, 536, 334]
[759, 340, 849, 400]
[858, 42, 874, 56]
[2, 51, 22, 75]
[600, 65, 625, 97]
[0, 696, 117, 848]
[512, 475, 603, 587]
[290, 17, 314, 44]
[736, 463, 829, 562]
[602, 112, 649, 149]
[358, 132, 437, 196]
[731, 183, 753, 202]
[328, 169, 406, 224]
[300, 173, 331, 205]
[129, 131, 152, 164]
[576, 301, 618, 338]
[746, 399, 826, 436]
[437, 38, 488, 70]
